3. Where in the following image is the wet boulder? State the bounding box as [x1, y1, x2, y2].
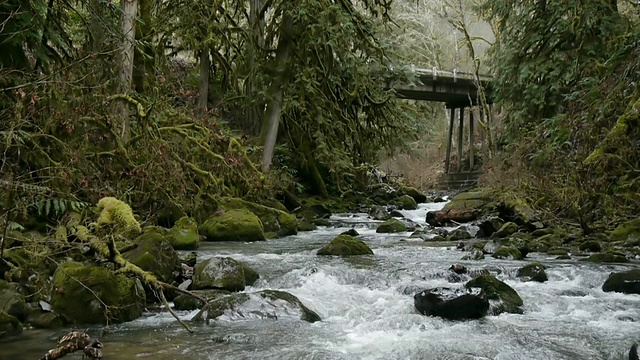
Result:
[369, 205, 391, 221]
[491, 222, 518, 239]
[602, 269, 640, 294]
[389, 210, 405, 218]
[0, 281, 26, 322]
[578, 240, 602, 253]
[376, 218, 406, 233]
[192, 257, 259, 292]
[166, 216, 200, 250]
[516, 262, 548, 283]
[24, 307, 66, 329]
[173, 289, 230, 311]
[317, 235, 373, 256]
[477, 217, 505, 238]
[610, 218, 640, 246]
[393, 195, 418, 210]
[193, 290, 321, 323]
[413, 287, 489, 320]
[298, 220, 317, 232]
[0, 311, 22, 338]
[124, 231, 181, 282]
[464, 274, 523, 315]
[219, 197, 297, 237]
[199, 209, 266, 242]
[447, 228, 472, 241]
[340, 229, 360, 237]
[586, 252, 628, 263]
[491, 246, 524, 260]
[461, 250, 485, 261]
[400, 186, 428, 203]
[51, 262, 145, 324]
[425, 211, 440, 227]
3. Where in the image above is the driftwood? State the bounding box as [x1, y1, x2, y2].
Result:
[40, 331, 103, 360]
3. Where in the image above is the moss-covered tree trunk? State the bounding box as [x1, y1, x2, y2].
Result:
[244, 0, 266, 135]
[260, 12, 294, 171]
[196, 49, 210, 118]
[133, 0, 154, 93]
[117, 0, 138, 142]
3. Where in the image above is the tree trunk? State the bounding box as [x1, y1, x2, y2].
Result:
[133, 0, 153, 93]
[196, 49, 210, 118]
[117, 0, 138, 143]
[260, 13, 294, 171]
[245, 0, 266, 135]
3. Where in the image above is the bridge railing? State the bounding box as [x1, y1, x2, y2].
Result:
[387, 65, 493, 83]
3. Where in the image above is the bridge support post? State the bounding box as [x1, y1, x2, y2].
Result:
[457, 107, 464, 173]
[469, 109, 474, 171]
[445, 107, 455, 174]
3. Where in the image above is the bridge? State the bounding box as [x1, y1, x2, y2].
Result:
[383, 66, 494, 189]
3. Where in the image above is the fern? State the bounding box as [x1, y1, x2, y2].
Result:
[32, 198, 90, 218]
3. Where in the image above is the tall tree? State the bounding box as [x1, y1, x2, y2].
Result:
[117, 0, 138, 141]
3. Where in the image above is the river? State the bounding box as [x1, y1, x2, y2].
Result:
[1, 202, 639, 359]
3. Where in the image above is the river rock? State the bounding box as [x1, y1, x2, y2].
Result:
[389, 210, 405, 218]
[413, 287, 489, 320]
[340, 229, 360, 237]
[192, 257, 259, 292]
[317, 235, 373, 256]
[51, 262, 145, 324]
[194, 290, 321, 323]
[0, 281, 26, 321]
[219, 197, 297, 237]
[124, 230, 181, 282]
[516, 262, 548, 282]
[393, 195, 418, 210]
[166, 216, 200, 250]
[609, 218, 640, 246]
[464, 274, 523, 315]
[400, 186, 427, 203]
[25, 310, 66, 329]
[461, 250, 485, 260]
[376, 218, 406, 233]
[298, 220, 317, 232]
[425, 211, 440, 227]
[586, 252, 628, 263]
[369, 205, 391, 221]
[491, 246, 524, 260]
[447, 228, 472, 241]
[0, 311, 22, 338]
[578, 240, 601, 252]
[492, 222, 518, 238]
[602, 269, 640, 294]
[200, 209, 266, 242]
[477, 217, 505, 238]
[173, 289, 230, 311]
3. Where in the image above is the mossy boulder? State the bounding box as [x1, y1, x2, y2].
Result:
[586, 252, 628, 263]
[298, 220, 317, 232]
[124, 231, 180, 283]
[25, 311, 66, 329]
[400, 187, 427, 203]
[578, 240, 602, 252]
[194, 290, 321, 323]
[50, 262, 145, 324]
[0, 311, 22, 338]
[461, 250, 485, 260]
[546, 247, 569, 256]
[317, 235, 373, 256]
[602, 269, 640, 294]
[393, 195, 418, 210]
[219, 197, 297, 237]
[447, 228, 472, 241]
[200, 209, 266, 242]
[173, 289, 230, 311]
[0, 283, 26, 321]
[192, 257, 259, 292]
[369, 205, 391, 221]
[610, 218, 640, 246]
[492, 247, 524, 260]
[376, 218, 406, 233]
[516, 262, 548, 282]
[166, 217, 200, 250]
[492, 222, 518, 238]
[465, 274, 523, 315]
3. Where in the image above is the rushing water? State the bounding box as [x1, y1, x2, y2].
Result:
[2, 202, 640, 360]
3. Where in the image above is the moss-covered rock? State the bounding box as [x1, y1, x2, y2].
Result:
[492, 247, 524, 260]
[465, 274, 523, 315]
[516, 262, 548, 282]
[610, 218, 640, 246]
[578, 240, 602, 252]
[0, 284, 26, 321]
[376, 218, 406, 233]
[393, 195, 418, 210]
[25, 311, 66, 329]
[0, 311, 22, 338]
[369, 205, 391, 221]
[95, 197, 141, 237]
[194, 290, 321, 323]
[546, 247, 569, 256]
[200, 209, 266, 242]
[298, 220, 317, 232]
[166, 217, 200, 250]
[219, 197, 297, 237]
[317, 235, 373, 256]
[602, 269, 640, 294]
[461, 250, 485, 260]
[50, 262, 145, 324]
[173, 289, 230, 311]
[447, 228, 472, 241]
[492, 222, 518, 238]
[400, 187, 427, 203]
[124, 231, 180, 283]
[586, 252, 629, 263]
[192, 257, 259, 292]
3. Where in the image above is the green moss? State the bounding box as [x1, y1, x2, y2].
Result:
[298, 220, 317, 231]
[376, 218, 406, 233]
[219, 197, 297, 237]
[465, 274, 523, 314]
[399, 187, 427, 203]
[546, 247, 569, 256]
[0, 311, 22, 339]
[491, 247, 524, 260]
[95, 197, 141, 237]
[492, 222, 518, 238]
[393, 195, 417, 210]
[586, 253, 629, 263]
[167, 216, 200, 250]
[199, 209, 265, 242]
[124, 231, 180, 282]
[578, 240, 602, 252]
[609, 218, 640, 245]
[317, 234, 373, 256]
[50, 262, 145, 324]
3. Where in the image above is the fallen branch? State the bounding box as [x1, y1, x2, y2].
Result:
[40, 331, 103, 360]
